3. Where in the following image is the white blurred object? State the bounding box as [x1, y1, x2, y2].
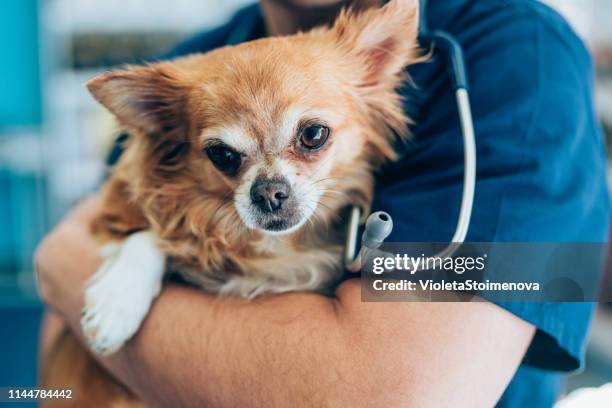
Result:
[541, 0, 612, 48]
[49, 159, 105, 204]
[540, 0, 595, 42]
[555, 383, 612, 408]
[0, 132, 44, 174]
[599, 79, 612, 122]
[590, 0, 612, 47]
[47, 0, 254, 34]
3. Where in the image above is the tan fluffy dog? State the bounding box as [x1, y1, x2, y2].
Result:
[41, 1, 421, 406]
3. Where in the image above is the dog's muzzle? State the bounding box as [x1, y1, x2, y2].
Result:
[249, 176, 301, 232]
[250, 176, 291, 213]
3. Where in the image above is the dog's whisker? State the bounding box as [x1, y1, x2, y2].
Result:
[309, 176, 349, 185]
[319, 191, 349, 200]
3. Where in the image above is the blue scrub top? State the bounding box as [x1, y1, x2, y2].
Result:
[161, 1, 610, 406]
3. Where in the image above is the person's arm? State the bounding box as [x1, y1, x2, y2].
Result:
[37, 198, 535, 407]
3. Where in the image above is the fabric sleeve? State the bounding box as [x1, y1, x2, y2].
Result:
[374, 4, 609, 372]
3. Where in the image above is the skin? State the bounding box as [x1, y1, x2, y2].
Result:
[37, 1, 536, 406]
[38, 201, 535, 408]
[260, 0, 383, 35]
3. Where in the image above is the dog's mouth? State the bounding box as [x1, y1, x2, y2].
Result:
[250, 207, 306, 235]
[262, 218, 294, 232]
[234, 174, 322, 235]
[234, 199, 314, 235]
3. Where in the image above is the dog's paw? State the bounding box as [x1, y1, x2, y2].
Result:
[81, 231, 165, 355]
[81, 259, 158, 355]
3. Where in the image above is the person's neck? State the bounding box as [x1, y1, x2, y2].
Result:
[260, 0, 383, 36]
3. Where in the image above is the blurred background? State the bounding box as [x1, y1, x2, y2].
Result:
[0, 0, 611, 402]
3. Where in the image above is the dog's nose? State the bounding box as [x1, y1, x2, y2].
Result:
[250, 177, 291, 213]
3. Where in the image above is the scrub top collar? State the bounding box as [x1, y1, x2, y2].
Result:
[224, 0, 470, 46]
[226, 3, 264, 45]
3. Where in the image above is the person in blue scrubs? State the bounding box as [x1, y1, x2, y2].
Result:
[153, 0, 610, 404]
[169, 2, 609, 403]
[38, 1, 609, 406]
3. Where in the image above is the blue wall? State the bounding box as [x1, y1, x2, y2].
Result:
[0, 305, 42, 408]
[0, 0, 45, 397]
[0, 0, 42, 129]
[0, 0, 45, 274]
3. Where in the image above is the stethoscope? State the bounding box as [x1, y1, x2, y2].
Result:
[344, 0, 477, 272]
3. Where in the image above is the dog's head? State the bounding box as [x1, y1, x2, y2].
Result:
[88, 0, 420, 236]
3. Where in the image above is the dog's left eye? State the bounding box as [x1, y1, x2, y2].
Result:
[298, 124, 330, 150]
[205, 144, 241, 174]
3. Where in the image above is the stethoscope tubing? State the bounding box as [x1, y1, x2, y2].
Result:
[344, 0, 477, 272]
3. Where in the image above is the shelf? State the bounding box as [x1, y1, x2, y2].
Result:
[45, 0, 253, 35]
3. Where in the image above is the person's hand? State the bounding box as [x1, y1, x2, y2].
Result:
[35, 196, 104, 327]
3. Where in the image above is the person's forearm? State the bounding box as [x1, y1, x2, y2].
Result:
[56, 278, 533, 408]
[38, 198, 534, 408]
[67, 283, 370, 407]
[36, 198, 416, 407]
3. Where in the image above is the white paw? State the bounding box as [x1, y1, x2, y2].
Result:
[81, 231, 165, 355]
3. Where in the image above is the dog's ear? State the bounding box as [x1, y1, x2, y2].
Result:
[331, 0, 420, 87]
[87, 63, 187, 136]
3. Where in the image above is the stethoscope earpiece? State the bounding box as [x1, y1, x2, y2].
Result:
[362, 211, 394, 247]
[344, 209, 394, 273]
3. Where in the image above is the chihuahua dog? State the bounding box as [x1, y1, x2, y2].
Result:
[41, 1, 421, 405]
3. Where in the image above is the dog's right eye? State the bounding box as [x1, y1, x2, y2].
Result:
[205, 144, 241, 175]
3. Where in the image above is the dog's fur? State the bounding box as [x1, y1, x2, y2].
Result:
[41, 1, 421, 405]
